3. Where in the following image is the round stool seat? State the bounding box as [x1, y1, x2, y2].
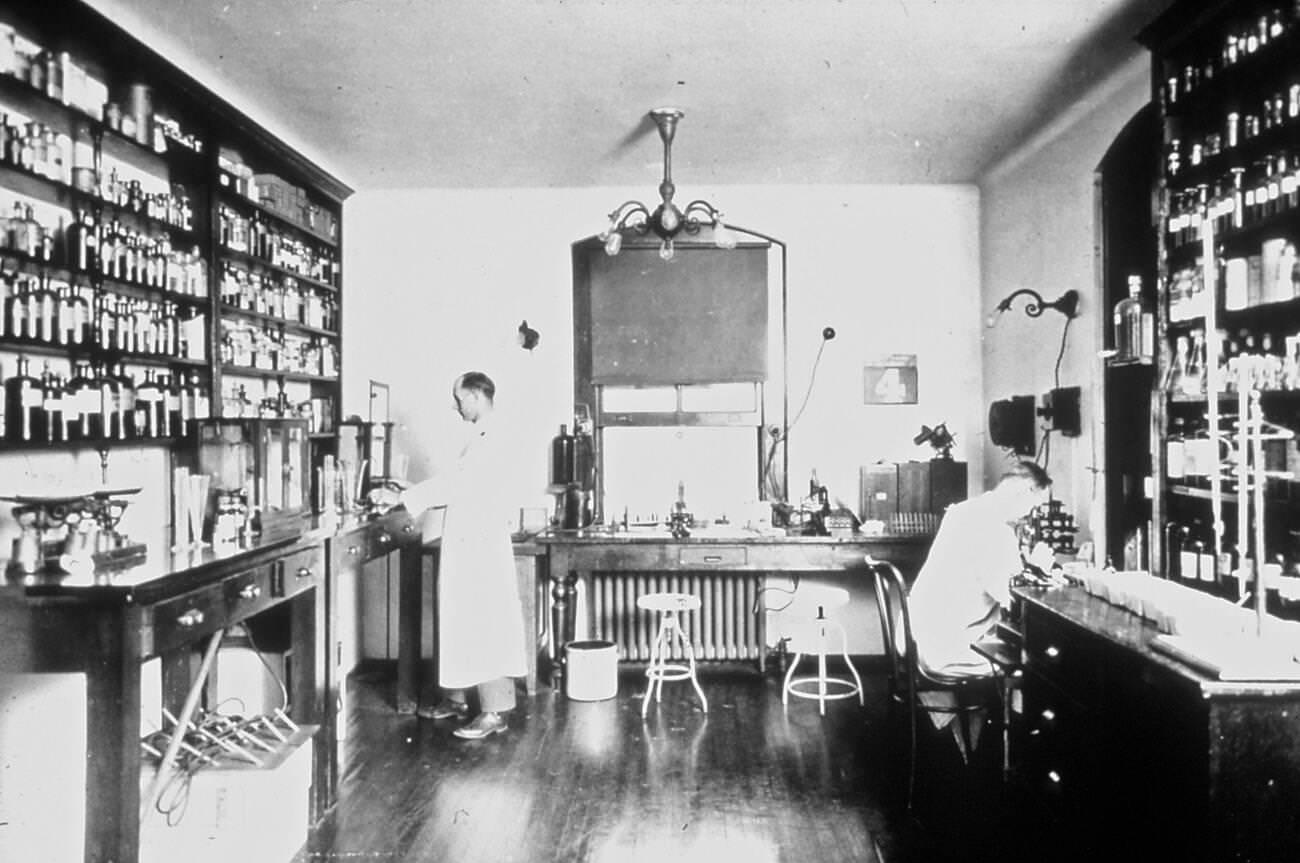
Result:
[637, 591, 708, 717]
[636, 592, 702, 613]
[780, 585, 864, 716]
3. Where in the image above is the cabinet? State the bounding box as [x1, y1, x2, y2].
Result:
[1141, 1, 1300, 601]
[0, 0, 347, 472]
[1011, 585, 1300, 862]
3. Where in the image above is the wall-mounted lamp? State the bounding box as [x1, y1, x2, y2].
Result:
[986, 288, 1080, 328]
[597, 108, 737, 262]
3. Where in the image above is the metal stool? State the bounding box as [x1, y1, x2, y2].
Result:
[781, 585, 863, 715]
[637, 592, 708, 717]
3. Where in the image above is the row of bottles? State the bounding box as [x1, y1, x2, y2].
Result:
[219, 319, 338, 378]
[1112, 274, 1154, 362]
[219, 262, 339, 331]
[1166, 88, 1300, 179]
[220, 379, 318, 428]
[2, 354, 209, 443]
[219, 149, 339, 242]
[0, 197, 208, 296]
[2, 275, 207, 361]
[218, 203, 339, 285]
[65, 208, 206, 293]
[1169, 239, 1300, 323]
[1166, 151, 1300, 250]
[0, 21, 202, 154]
[1160, 5, 1297, 109]
[0, 114, 194, 228]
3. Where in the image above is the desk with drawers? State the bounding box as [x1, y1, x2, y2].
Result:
[1010, 585, 1300, 862]
[0, 509, 419, 863]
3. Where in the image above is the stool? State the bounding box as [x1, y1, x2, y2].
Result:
[781, 585, 863, 715]
[637, 592, 708, 717]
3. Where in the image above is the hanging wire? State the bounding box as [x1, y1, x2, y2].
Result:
[763, 337, 830, 499]
[1036, 313, 1074, 471]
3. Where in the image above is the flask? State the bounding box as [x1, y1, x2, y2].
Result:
[4, 355, 44, 442]
[1113, 275, 1148, 361]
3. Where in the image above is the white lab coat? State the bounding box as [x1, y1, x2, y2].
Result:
[402, 419, 527, 689]
[906, 492, 1021, 674]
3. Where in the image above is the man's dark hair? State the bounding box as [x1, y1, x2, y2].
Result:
[457, 371, 496, 402]
[999, 460, 1051, 490]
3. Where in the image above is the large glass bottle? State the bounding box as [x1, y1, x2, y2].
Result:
[111, 362, 135, 439]
[134, 367, 164, 437]
[41, 363, 62, 443]
[1113, 275, 1146, 361]
[66, 359, 97, 440]
[4, 355, 44, 442]
[95, 362, 121, 440]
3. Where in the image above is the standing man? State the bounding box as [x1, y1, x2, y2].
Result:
[377, 371, 527, 739]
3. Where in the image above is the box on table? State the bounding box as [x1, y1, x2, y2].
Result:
[140, 726, 315, 863]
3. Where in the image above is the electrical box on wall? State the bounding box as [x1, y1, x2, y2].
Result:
[1041, 386, 1082, 437]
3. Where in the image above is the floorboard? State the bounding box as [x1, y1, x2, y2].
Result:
[301, 663, 1011, 863]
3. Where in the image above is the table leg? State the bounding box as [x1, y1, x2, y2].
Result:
[85, 616, 139, 863]
[549, 568, 578, 688]
[397, 544, 425, 714]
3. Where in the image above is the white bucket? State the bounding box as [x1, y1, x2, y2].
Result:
[564, 640, 618, 701]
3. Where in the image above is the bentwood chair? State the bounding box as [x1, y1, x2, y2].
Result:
[867, 555, 1003, 812]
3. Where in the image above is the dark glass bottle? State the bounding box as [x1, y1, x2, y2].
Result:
[112, 363, 135, 439]
[4, 355, 44, 442]
[40, 363, 62, 443]
[134, 367, 163, 437]
[66, 359, 97, 440]
[95, 362, 121, 440]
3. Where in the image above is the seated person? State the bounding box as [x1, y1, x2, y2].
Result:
[905, 460, 1054, 755]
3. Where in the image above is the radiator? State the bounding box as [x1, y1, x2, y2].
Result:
[588, 573, 763, 662]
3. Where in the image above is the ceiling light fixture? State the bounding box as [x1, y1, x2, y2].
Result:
[598, 107, 737, 262]
[986, 288, 1080, 328]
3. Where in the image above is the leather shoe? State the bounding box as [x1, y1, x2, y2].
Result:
[452, 712, 508, 739]
[419, 699, 469, 721]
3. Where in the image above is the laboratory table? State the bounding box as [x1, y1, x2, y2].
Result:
[0, 508, 420, 863]
[1009, 584, 1300, 862]
[538, 529, 931, 683]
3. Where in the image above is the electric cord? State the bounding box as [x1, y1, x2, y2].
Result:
[1037, 313, 1074, 471]
[765, 331, 834, 499]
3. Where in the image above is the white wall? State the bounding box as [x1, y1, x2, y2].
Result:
[343, 184, 982, 653]
[979, 54, 1152, 552]
[343, 184, 984, 520]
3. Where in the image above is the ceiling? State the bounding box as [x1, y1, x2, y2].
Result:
[87, 0, 1173, 192]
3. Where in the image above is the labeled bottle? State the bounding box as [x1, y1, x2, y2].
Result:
[66, 360, 98, 440]
[40, 363, 62, 443]
[111, 363, 135, 439]
[134, 368, 164, 437]
[1113, 275, 1151, 361]
[4, 355, 44, 442]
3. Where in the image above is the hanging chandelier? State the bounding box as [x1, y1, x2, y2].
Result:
[598, 107, 737, 261]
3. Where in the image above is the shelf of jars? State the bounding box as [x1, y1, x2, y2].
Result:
[0, 62, 204, 177]
[217, 245, 338, 295]
[216, 185, 337, 250]
[220, 365, 337, 385]
[219, 303, 336, 339]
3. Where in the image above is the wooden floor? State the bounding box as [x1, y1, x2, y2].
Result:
[301, 663, 1016, 863]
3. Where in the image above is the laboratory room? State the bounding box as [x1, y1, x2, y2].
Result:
[4, 0, 1300, 861]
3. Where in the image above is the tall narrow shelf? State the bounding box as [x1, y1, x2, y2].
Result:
[1141, 0, 1300, 607]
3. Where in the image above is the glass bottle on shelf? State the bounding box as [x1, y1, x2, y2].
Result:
[4, 354, 44, 443]
[161, 372, 181, 436]
[66, 360, 95, 441]
[30, 274, 55, 343]
[134, 367, 163, 437]
[96, 362, 122, 440]
[108, 363, 132, 439]
[1114, 275, 1147, 361]
[40, 363, 62, 443]
[1166, 416, 1187, 481]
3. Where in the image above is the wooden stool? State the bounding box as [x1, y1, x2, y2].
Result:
[637, 592, 708, 717]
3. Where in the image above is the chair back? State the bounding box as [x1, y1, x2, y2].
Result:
[868, 557, 918, 704]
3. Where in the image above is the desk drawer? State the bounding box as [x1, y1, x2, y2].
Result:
[146, 581, 232, 657]
[1023, 609, 1106, 706]
[274, 544, 324, 597]
[678, 546, 747, 567]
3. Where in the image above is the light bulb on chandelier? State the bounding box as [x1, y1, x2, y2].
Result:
[600, 108, 737, 261]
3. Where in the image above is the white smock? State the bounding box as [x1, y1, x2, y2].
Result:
[402, 419, 527, 690]
[906, 492, 1020, 675]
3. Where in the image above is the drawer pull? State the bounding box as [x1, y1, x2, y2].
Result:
[1041, 708, 1056, 722]
[348, 545, 360, 556]
[1047, 769, 1062, 785]
[1044, 645, 1061, 659]
[239, 584, 262, 600]
[702, 555, 722, 563]
[177, 608, 204, 628]
[402, 524, 414, 534]
[296, 566, 313, 580]
[377, 533, 391, 545]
